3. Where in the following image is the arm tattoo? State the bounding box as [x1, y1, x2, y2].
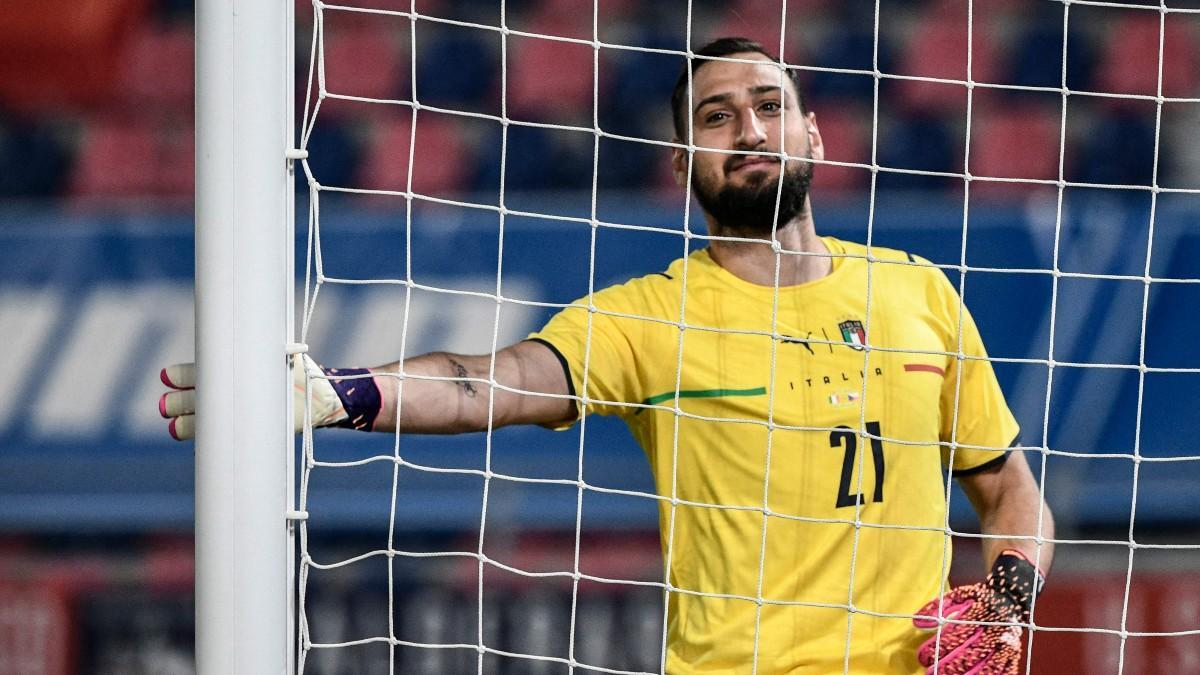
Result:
[447, 357, 478, 398]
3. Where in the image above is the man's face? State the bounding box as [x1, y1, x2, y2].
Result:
[673, 52, 823, 234]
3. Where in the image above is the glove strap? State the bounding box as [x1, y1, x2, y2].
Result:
[323, 367, 383, 431]
[987, 549, 1046, 621]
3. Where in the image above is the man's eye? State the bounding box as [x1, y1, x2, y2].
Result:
[705, 111, 729, 123]
[760, 101, 781, 113]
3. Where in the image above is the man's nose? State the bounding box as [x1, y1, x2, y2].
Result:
[735, 109, 768, 148]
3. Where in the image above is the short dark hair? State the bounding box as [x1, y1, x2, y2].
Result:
[670, 37, 807, 140]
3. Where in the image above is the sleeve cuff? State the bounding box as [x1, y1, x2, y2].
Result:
[523, 338, 580, 428]
[524, 337, 577, 399]
[952, 452, 1010, 477]
[951, 433, 1020, 477]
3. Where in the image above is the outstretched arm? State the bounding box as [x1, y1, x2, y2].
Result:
[370, 340, 576, 434]
[159, 340, 577, 439]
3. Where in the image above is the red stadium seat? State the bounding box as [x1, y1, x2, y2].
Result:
[526, 0, 613, 39]
[922, 0, 1026, 23]
[70, 119, 194, 200]
[969, 104, 1062, 195]
[711, 0, 813, 64]
[156, 125, 195, 200]
[650, 155, 684, 205]
[0, 0, 151, 114]
[354, 113, 469, 199]
[1097, 13, 1198, 101]
[810, 107, 871, 193]
[321, 20, 407, 106]
[507, 25, 599, 121]
[117, 23, 194, 113]
[594, 0, 639, 25]
[513, 0, 639, 40]
[70, 121, 160, 198]
[894, 7, 1000, 114]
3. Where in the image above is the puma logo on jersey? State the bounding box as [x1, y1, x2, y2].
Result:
[777, 332, 815, 354]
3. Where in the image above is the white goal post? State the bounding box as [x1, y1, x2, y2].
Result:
[194, 0, 296, 673]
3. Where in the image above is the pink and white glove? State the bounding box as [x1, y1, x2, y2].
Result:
[158, 355, 382, 440]
[158, 363, 198, 441]
[913, 549, 1044, 675]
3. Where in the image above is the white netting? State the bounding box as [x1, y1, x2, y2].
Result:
[291, 1, 1200, 673]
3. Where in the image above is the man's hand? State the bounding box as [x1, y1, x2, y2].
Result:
[912, 550, 1044, 675]
[158, 355, 354, 441]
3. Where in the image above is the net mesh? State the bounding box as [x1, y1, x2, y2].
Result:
[291, 1, 1200, 673]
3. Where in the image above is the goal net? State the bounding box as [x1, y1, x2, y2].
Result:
[287, 1, 1200, 673]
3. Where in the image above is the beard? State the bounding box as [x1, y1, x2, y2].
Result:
[691, 153, 813, 237]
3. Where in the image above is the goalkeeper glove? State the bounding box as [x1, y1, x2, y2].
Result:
[159, 355, 383, 441]
[912, 549, 1045, 675]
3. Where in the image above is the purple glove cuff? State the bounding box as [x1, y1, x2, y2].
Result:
[323, 367, 383, 431]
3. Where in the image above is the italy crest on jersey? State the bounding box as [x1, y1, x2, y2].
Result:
[839, 319, 867, 350]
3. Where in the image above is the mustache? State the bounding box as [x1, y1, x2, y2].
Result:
[724, 149, 784, 174]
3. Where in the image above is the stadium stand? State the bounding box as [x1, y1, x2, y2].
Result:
[117, 22, 194, 114]
[969, 103, 1062, 194]
[0, 0, 1195, 201]
[506, 27, 600, 122]
[0, 0, 151, 115]
[355, 112, 472, 197]
[1096, 11, 1198, 101]
[320, 18, 408, 108]
[893, 4, 1001, 114]
[70, 120, 161, 199]
[808, 106, 872, 193]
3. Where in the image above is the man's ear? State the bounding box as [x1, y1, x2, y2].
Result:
[671, 143, 687, 187]
[805, 111, 825, 163]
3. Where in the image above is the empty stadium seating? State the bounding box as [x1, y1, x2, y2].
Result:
[808, 107, 871, 193]
[70, 121, 161, 199]
[320, 18, 408, 106]
[969, 103, 1062, 194]
[117, 23, 193, 114]
[506, 28, 600, 122]
[0, 118, 70, 197]
[0, 0, 152, 115]
[354, 112, 471, 198]
[1096, 11, 1198, 101]
[876, 112, 960, 191]
[893, 4, 1000, 114]
[4, 0, 1193, 202]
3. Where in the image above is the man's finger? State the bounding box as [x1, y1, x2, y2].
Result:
[913, 594, 975, 630]
[168, 414, 195, 441]
[161, 363, 196, 390]
[159, 390, 196, 418]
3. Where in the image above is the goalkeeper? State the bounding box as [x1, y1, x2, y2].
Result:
[161, 37, 1054, 674]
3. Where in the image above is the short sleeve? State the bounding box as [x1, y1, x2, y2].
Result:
[526, 280, 654, 427]
[933, 271, 1020, 474]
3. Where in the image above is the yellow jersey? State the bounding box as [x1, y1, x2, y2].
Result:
[528, 237, 1019, 674]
